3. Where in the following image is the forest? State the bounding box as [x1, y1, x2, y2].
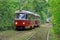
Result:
[0, 0, 60, 40]
[0, 0, 50, 30]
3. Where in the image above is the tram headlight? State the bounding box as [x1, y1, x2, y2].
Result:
[23, 22, 25, 24]
[15, 22, 18, 24]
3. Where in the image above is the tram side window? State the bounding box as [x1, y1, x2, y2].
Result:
[35, 16, 37, 20]
[30, 15, 34, 20]
[38, 17, 40, 20]
[32, 15, 35, 20]
[36, 17, 38, 20]
[27, 14, 31, 20]
[15, 14, 19, 19]
[35, 16, 40, 20]
[27, 14, 34, 20]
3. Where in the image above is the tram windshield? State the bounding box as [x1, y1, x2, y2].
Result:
[15, 13, 26, 19]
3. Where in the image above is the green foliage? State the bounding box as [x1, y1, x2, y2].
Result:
[49, 0, 60, 34]
[0, 0, 19, 30]
[22, 0, 49, 23]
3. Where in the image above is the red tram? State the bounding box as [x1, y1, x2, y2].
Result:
[14, 10, 40, 30]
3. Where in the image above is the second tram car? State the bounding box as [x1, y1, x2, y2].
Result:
[14, 10, 40, 30]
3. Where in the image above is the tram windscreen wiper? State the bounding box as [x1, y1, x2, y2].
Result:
[19, 14, 26, 19]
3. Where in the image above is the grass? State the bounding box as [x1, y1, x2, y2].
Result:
[0, 26, 41, 40]
[49, 27, 60, 40]
[49, 27, 55, 40]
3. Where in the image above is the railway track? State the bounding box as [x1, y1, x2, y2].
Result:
[27, 23, 51, 40]
[0, 23, 51, 40]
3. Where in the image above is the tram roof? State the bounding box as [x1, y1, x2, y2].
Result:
[15, 10, 40, 17]
[15, 10, 34, 14]
[34, 14, 40, 17]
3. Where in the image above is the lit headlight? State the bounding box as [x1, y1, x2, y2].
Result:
[23, 22, 25, 24]
[15, 22, 18, 24]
